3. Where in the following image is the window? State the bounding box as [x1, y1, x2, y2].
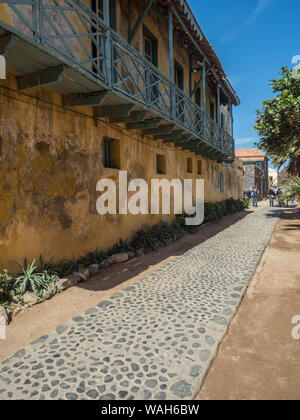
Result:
[143, 27, 158, 103]
[174, 61, 184, 90]
[91, 0, 103, 20]
[91, 0, 116, 28]
[221, 112, 225, 129]
[156, 154, 166, 175]
[103, 138, 120, 169]
[195, 87, 201, 107]
[197, 160, 202, 175]
[144, 36, 153, 63]
[175, 61, 184, 122]
[220, 172, 224, 193]
[143, 27, 158, 66]
[210, 102, 215, 121]
[187, 158, 193, 174]
[91, 1, 116, 75]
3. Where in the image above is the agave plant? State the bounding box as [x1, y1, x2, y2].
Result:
[14, 259, 46, 295]
[283, 177, 300, 199]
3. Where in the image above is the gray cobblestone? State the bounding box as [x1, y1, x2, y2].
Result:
[0, 207, 280, 400]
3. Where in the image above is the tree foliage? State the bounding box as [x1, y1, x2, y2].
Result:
[255, 67, 300, 175]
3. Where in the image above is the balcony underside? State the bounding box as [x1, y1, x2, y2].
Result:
[0, 25, 234, 164]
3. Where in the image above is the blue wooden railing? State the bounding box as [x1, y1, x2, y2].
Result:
[0, 0, 235, 159]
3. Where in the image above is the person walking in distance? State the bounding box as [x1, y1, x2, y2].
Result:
[251, 187, 259, 208]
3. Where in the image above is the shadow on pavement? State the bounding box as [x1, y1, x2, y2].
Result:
[279, 207, 300, 230]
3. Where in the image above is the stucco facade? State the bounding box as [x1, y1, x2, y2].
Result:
[0, 1, 243, 271]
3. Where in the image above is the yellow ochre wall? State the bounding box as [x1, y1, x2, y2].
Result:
[0, 1, 242, 271]
[0, 76, 243, 272]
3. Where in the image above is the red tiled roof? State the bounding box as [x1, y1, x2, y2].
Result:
[235, 149, 267, 158]
[238, 157, 265, 162]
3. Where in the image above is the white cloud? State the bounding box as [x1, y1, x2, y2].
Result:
[220, 0, 271, 44]
[246, 0, 271, 25]
[227, 75, 242, 88]
[236, 137, 257, 146]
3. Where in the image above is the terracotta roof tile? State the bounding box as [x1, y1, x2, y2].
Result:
[235, 149, 266, 158]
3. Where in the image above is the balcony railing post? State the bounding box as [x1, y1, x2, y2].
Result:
[171, 84, 176, 121]
[32, 0, 37, 41]
[103, 0, 112, 87]
[105, 29, 112, 87]
[189, 102, 193, 132]
[146, 64, 151, 105]
[38, 0, 43, 44]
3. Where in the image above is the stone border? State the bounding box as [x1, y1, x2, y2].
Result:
[1, 210, 243, 325]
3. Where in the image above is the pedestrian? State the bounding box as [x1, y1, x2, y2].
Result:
[269, 189, 275, 207]
[251, 187, 259, 208]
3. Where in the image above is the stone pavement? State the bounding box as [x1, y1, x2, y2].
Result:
[0, 206, 281, 400]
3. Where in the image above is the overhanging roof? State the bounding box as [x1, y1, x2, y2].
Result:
[155, 0, 240, 106]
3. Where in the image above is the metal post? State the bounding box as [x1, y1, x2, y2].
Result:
[168, 5, 173, 82]
[169, 5, 175, 120]
[38, 0, 43, 44]
[202, 58, 206, 140]
[217, 82, 221, 127]
[230, 103, 234, 137]
[217, 82, 221, 150]
[103, 0, 112, 87]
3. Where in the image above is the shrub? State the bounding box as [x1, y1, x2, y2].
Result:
[1, 197, 248, 304]
[0, 270, 14, 303]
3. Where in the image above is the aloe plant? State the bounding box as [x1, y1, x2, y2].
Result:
[14, 259, 46, 295]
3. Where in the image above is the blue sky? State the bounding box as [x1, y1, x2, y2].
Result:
[188, 0, 300, 152]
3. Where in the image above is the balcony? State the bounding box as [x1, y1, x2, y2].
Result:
[0, 0, 236, 163]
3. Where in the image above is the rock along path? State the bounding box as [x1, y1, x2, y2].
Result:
[0, 207, 281, 400]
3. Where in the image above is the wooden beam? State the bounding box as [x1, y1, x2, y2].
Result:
[173, 135, 195, 145]
[162, 135, 190, 144]
[0, 33, 17, 55]
[62, 91, 108, 107]
[17, 64, 66, 91]
[94, 104, 135, 118]
[153, 130, 184, 140]
[127, 118, 162, 130]
[110, 111, 146, 124]
[172, 7, 203, 56]
[142, 124, 175, 136]
[128, 0, 155, 43]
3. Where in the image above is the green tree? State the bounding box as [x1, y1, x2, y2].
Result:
[255, 67, 300, 175]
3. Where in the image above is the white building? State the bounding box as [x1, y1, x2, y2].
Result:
[269, 168, 279, 187]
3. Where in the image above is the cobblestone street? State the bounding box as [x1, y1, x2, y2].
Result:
[0, 207, 281, 400]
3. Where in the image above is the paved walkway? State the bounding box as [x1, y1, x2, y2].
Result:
[196, 207, 300, 400]
[0, 207, 281, 400]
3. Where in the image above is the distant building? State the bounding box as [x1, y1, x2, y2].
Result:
[269, 168, 279, 187]
[235, 149, 269, 199]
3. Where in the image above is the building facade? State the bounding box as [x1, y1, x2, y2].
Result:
[0, 0, 243, 271]
[236, 149, 269, 199]
[269, 168, 279, 187]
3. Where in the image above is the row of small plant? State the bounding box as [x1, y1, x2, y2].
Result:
[0, 256, 61, 306]
[0, 198, 248, 310]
